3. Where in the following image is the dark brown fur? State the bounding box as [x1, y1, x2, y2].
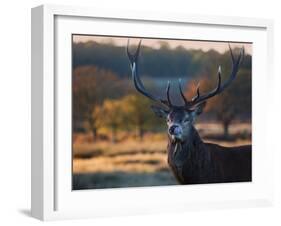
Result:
[167, 126, 252, 184]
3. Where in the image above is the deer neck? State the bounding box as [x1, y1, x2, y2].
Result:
[168, 126, 212, 182]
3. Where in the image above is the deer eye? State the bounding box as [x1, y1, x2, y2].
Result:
[183, 118, 190, 123]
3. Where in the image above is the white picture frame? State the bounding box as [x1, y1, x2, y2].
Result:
[31, 4, 274, 221]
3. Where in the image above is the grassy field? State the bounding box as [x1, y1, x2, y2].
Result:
[73, 122, 251, 190]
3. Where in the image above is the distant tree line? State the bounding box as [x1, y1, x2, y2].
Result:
[73, 41, 251, 80]
[73, 41, 252, 140]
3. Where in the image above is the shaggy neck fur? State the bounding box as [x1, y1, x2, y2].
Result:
[167, 126, 215, 184]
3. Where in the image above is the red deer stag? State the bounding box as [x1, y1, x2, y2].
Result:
[127, 40, 251, 184]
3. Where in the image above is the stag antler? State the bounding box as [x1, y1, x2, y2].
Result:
[127, 40, 172, 107]
[186, 44, 244, 108]
[127, 40, 244, 109]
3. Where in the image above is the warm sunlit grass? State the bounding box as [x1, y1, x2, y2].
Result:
[72, 122, 251, 189]
[73, 139, 168, 173]
[73, 122, 251, 174]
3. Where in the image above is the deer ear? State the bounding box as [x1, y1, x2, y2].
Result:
[193, 101, 206, 116]
[151, 105, 169, 118]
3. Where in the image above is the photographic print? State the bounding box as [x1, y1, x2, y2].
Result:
[72, 35, 252, 190]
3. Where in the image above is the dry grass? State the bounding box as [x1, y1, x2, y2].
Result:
[72, 122, 251, 189]
[73, 140, 168, 173]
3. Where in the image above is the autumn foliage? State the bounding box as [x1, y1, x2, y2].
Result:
[73, 43, 251, 141]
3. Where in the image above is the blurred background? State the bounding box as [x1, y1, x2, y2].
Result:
[72, 36, 252, 190]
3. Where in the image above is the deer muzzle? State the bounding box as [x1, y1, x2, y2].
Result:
[169, 124, 183, 142]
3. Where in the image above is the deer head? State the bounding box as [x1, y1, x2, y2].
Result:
[127, 40, 244, 144]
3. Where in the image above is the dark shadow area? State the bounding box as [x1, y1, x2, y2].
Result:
[107, 149, 166, 158]
[73, 171, 178, 190]
[74, 149, 166, 159]
[121, 159, 160, 165]
[73, 149, 103, 159]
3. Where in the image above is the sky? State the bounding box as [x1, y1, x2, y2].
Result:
[73, 35, 252, 55]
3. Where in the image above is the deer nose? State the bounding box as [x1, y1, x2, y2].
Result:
[169, 125, 182, 136]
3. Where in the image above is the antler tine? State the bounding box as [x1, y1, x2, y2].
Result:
[127, 40, 146, 91]
[216, 66, 222, 92]
[127, 39, 170, 107]
[192, 82, 201, 102]
[127, 39, 141, 66]
[218, 45, 243, 91]
[166, 81, 172, 106]
[228, 44, 244, 66]
[189, 44, 244, 107]
[178, 78, 189, 105]
[228, 43, 234, 62]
